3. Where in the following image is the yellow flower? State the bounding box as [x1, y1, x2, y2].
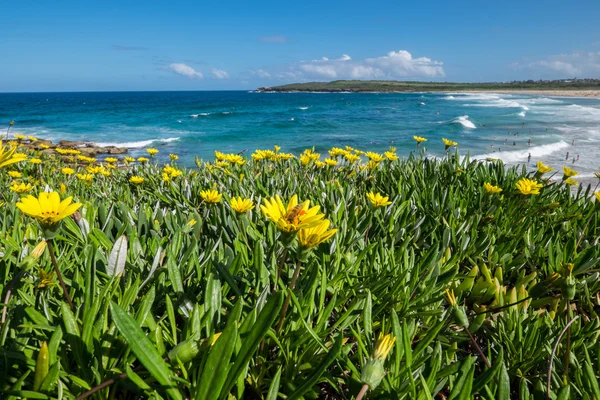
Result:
[40, 144, 50, 149]
[86, 165, 106, 175]
[169, 153, 179, 161]
[38, 270, 56, 289]
[10, 181, 33, 193]
[565, 178, 578, 185]
[30, 158, 42, 164]
[200, 189, 222, 204]
[278, 153, 294, 160]
[536, 161, 553, 175]
[230, 197, 254, 214]
[260, 194, 324, 233]
[445, 289, 458, 306]
[373, 332, 395, 361]
[28, 136, 38, 142]
[297, 219, 338, 248]
[215, 160, 230, 168]
[129, 176, 144, 184]
[365, 152, 385, 162]
[124, 157, 136, 164]
[360, 332, 395, 390]
[62, 167, 75, 175]
[137, 157, 149, 164]
[14, 134, 26, 140]
[484, 182, 502, 194]
[562, 166, 579, 178]
[594, 191, 600, 202]
[324, 158, 338, 166]
[414, 135, 427, 144]
[345, 153, 361, 164]
[146, 148, 159, 156]
[16, 191, 82, 226]
[314, 161, 326, 168]
[104, 157, 118, 163]
[0, 141, 24, 168]
[187, 218, 197, 227]
[516, 178, 543, 195]
[8, 170, 22, 178]
[384, 151, 398, 161]
[274, 145, 281, 152]
[366, 192, 392, 207]
[76, 173, 94, 183]
[366, 160, 380, 170]
[443, 138, 458, 149]
[59, 184, 66, 194]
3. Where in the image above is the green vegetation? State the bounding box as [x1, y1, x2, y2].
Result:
[2, 139, 600, 399]
[257, 78, 600, 92]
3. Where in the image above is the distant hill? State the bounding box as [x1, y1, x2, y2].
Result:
[256, 79, 600, 93]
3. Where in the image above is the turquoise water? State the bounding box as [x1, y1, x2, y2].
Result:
[2, 91, 600, 177]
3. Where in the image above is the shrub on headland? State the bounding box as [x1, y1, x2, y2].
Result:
[1, 137, 600, 399]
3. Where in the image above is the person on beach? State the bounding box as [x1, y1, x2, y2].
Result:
[528, 139, 531, 147]
[572, 139, 575, 146]
[577, 154, 580, 161]
[566, 152, 569, 161]
[513, 141, 516, 146]
[528, 153, 531, 163]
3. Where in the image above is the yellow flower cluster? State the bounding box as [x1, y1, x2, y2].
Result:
[56, 148, 81, 155]
[162, 166, 183, 181]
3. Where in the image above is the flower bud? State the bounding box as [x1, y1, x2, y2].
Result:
[361, 359, 386, 390]
[31, 240, 47, 258]
[168, 336, 201, 364]
[33, 342, 49, 391]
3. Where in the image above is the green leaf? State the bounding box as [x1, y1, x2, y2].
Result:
[220, 291, 284, 398]
[287, 335, 343, 400]
[110, 302, 182, 400]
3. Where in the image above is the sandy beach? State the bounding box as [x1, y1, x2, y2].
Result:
[465, 89, 600, 98]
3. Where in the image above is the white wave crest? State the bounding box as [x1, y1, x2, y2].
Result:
[452, 115, 476, 129]
[518, 111, 526, 117]
[94, 137, 180, 148]
[473, 141, 569, 163]
[443, 95, 455, 100]
[298, 106, 310, 110]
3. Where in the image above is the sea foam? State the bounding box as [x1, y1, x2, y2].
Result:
[473, 141, 569, 164]
[94, 137, 180, 148]
[452, 115, 476, 129]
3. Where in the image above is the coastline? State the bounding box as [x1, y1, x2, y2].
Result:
[256, 89, 600, 98]
[461, 89, 600, 98]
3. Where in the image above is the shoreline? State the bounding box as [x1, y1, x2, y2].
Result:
[256, 89, 600, 98]
[460, 89, 600, 98]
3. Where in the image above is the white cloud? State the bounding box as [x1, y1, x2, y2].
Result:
[291, 50, 444, 80]
[168, 63, 203, 79]
[211, 68, 229, 79]
[519, 51, 600, 77]
[254, 69, 272, 78]
[260, 36, 287, 43]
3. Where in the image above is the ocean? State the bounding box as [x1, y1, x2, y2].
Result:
[1, 91, 600, 178]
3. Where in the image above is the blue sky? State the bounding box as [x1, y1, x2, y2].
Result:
[1, 0, 599, 91]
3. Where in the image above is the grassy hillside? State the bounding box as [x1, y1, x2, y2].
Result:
[257, 79, 600, 92]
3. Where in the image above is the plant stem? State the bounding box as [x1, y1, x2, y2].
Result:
[276, 260, 302, 334]
[563, 300, 572, 381]
[274, 247, 288, 292]
[465, 327, 491, 368]
[1, 270, 25, 326]
[356, 384, 369, 400]
[47, 239, 74, 311]
[547, 316, 578, 399]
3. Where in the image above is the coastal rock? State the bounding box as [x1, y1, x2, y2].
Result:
[58, 140, 86, 148]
